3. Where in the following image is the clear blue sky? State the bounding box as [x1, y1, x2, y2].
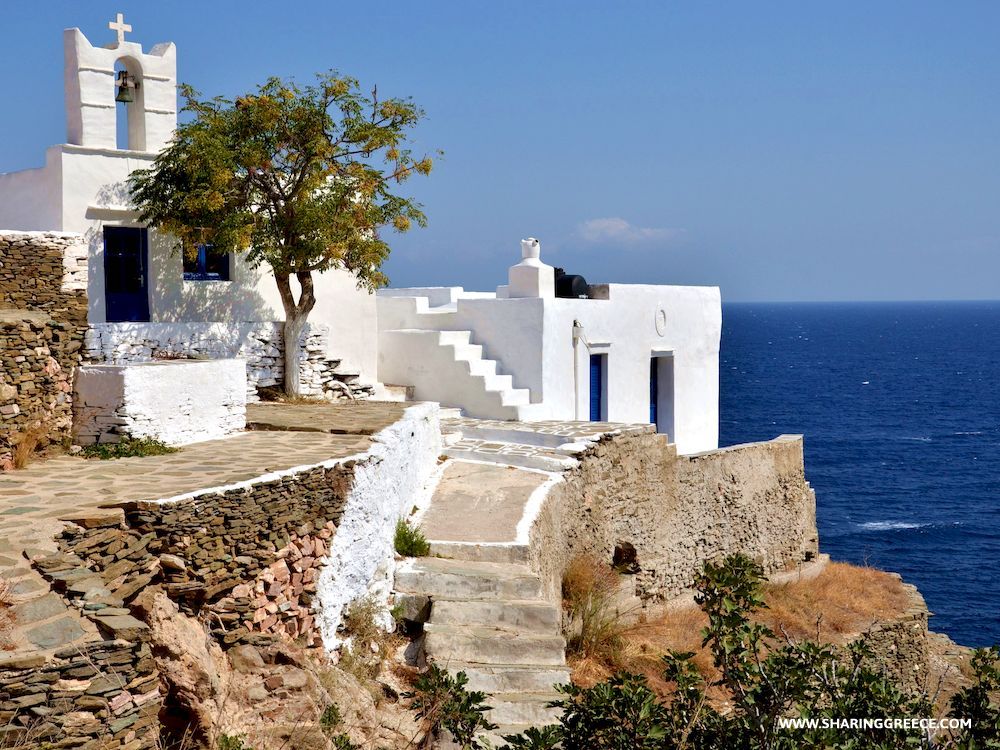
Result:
[1, 1, 998, 302]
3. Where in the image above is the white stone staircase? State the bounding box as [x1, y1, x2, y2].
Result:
[379, 329, 535, 420]
[395, 554, 569, 744]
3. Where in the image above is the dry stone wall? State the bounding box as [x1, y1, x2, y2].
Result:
[859, 582, 931, 696]
[0, 231, 88, 469]
[84, 321, 374, 401]
[530, 433, 819, 604]
[0, 639, 159, 749]
[0, 231, 88, 325]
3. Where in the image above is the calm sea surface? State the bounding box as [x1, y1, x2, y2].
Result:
[719, 301, 1000, 648]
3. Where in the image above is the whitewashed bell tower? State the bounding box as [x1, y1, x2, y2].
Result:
[63, 13, 177, 153]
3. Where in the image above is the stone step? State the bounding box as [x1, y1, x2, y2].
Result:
[446, 662, 570, 693]
[428, 541, 531, 565]
[439, 724, 553, 750]
[444, 442, 577, 472]
[432, 599, 561, 633]
[395, 558, 544, 601]
[486, 692, 564, 727]
[424, 624, 566, 666]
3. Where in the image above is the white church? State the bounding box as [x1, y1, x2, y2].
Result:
[0, 16, 722, 455]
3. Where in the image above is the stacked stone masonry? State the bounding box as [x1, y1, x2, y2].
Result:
[0, 231, 89, 470]
[0, 640, 159, 749]
[84, 322, 375, 402]
[530, 433, 819, 605]
[0, 231, 88, 325]
[59, 461, 355, 643]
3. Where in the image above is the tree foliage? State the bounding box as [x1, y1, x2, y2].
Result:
[129, 72, 433, 392]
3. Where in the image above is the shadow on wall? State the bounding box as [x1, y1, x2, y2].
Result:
[83, 219, 276, 324]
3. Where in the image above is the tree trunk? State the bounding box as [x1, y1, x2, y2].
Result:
[274, 271, 317, 397]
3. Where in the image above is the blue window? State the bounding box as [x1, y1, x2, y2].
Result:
[589, 354, 605, 421]
[183, 244, 230, 281]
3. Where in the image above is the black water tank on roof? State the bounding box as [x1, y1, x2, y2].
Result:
[554, 267, 590, 299]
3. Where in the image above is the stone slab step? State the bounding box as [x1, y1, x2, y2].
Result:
[395, 558, 544, 601]
[425, 624, 566, 666]
[428, 541, 531, 565]
[444, 442, 577, 472]
[439, 724, 556, 750]
[486, 692, 564, 727]
[446, 662, 571, 693]
[432, 598, 561, 632]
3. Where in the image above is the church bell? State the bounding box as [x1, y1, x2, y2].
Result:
[115, 70, 136, 103]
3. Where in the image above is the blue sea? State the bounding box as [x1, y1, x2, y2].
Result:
[719, 302, 1000, 648]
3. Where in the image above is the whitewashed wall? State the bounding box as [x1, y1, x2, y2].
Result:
[377, 284, 721, 454]
[73, 358, 246, 445]
[314, 402, 442, 649]
[0, 27, 379, 384]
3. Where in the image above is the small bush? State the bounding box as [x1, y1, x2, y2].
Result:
[562, 555, 627, 667]
[338, 596, 401, 683]
[80, 437, 179, 460]
[216, 736, 252, 750]
[318, 704, 360, 750]
[404, 665, 496, 749]
[394, 519, 430, 557]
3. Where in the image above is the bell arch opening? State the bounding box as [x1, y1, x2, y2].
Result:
[114, 57, 146, 151]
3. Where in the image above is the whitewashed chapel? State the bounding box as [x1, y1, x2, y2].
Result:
[0, 17, 722, 454]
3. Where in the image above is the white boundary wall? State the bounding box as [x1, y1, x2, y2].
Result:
[314, 402, 442, 649]
[72, 358, 246, 445]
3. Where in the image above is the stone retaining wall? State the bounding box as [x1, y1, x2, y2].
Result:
[0, 640, 159, 749]
[0, 231, 88, 325]
[530, 433, 819, 605]
[859, 582, 930, 696]
[0, 231, 89, 469]
[84, 321, 374, 401]
[55, 403, 439, 648]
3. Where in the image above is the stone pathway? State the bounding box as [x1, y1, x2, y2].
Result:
[246, 400, 408, 435]
[397, 416, 652, 744]
[0, 402, 404, 661]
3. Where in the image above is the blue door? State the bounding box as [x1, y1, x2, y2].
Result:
[589, 354, 603, 421]
[650, 357, 658, 424]
[104, 227, 150, 322]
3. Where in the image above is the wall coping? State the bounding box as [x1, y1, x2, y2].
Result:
[683, 434, 803, 459]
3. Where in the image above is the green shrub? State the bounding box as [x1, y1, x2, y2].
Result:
[498, 553, 1000, 750]
[80, 436, 179, 460]
[217, 736, 252, 750]
[404, 665, 496, 749]
[394, 518, 430, 557]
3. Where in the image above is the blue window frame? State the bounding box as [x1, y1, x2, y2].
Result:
[589, 354, 605, 421]
[183, 244, 230, 281]
[650, 357, 658, 424]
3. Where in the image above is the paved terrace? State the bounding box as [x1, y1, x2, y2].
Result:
[0, 401, 407, 659]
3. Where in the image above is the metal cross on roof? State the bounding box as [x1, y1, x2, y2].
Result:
[109, 13, 132, 45]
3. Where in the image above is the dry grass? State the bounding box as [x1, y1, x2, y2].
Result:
[339, 596, 404, 684]
[10, 421, 48, 470]
[562, 555, 629, 668]
[569, 561, 913, 701]
[0, 577, 15, 651]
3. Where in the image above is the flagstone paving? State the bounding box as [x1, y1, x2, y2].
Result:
[0, 401, 408, 659]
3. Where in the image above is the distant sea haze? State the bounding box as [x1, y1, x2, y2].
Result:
[720, 301, 1000, 648]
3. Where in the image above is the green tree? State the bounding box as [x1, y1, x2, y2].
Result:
[129, 73, 433, 394]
